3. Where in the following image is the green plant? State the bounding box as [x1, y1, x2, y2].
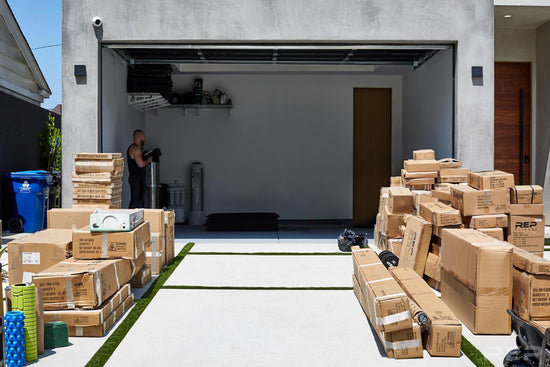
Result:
[39, 113, 61, 172]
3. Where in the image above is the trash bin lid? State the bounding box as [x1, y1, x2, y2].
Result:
[9, 170, 53, 183]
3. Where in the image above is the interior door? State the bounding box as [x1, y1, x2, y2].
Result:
[494, 62, 531, 184]
[353, 88, 392, 226]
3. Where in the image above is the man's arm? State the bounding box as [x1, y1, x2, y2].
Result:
[130, 145, 152, 168]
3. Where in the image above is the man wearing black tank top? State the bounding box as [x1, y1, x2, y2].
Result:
[127, 129, 152, 208]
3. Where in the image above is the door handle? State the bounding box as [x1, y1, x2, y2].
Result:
[524, 154, 530, 164]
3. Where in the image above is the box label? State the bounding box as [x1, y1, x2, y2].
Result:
[22, 252, 40, 265]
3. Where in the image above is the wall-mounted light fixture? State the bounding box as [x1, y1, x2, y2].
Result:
[472, 66, 483, 86]
[74, 65, 87, 77]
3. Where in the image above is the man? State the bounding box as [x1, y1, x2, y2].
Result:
[127, 129, 152, 208]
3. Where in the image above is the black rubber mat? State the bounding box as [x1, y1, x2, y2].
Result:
[205, 212, 279, 231]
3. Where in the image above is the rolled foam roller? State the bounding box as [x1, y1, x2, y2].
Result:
[11, 283, 37, 362]
[4, 311, 25, 367]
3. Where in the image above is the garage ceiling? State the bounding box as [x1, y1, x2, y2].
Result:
[106, 44, 451, 69]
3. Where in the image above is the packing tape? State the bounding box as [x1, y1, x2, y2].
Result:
[530, 185, 535, 204]
[353, 248, 371, 253]
[358, 263, 384, 269]
[64, 273, 75, 309]
[367, 277, 393, 284]
[94, 270, 102, 307]
[75, 326, 83, 337]
[52, 313, 60, 322]
[385, 338, 422, 351]
[377, 309, 412, 326]
[152, 252, 157, 272]
[101, 233, 109, 258]
[152, 235, 157, 254]
[113, 262, 120, 290]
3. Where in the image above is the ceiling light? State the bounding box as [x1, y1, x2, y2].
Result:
[504, 14, 512, 18]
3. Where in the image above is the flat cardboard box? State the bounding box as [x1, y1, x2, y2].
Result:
[510, 185, 543, 204]
[74, 153, 123, 160]
[476, 227, 504, 241]
[508, 215, 545, 253]
[406, 184, 433, 191]
[441, 269, 511, 334]
[388, 187, 414, 214]
[510, 204, 544, 216]
[74, 158, 124, 174]
[401, 170, 438, 179]
[130, 264, 152, 288]
[72, 172, 122, 184]
[351, 247, 413, 333]
[68, 294, 134, 337]
[8, 229, 73, 284]
[48, 208, 95, 229]
[513, 268, 550, 320]
[147, 251, 165, 275]
[467, 214, 508, 229]
[391, 267, 462, 357]
[72, 221, 149, 260]
[34, 253, 144, 310]
[469, 170, 515, 190]
[512, 247, 550, 275]
[424, 252, 441, 282]
[413, 149, 435, 160]
[44, 284, 131, 326]
[403, 178, 435, 186]
[143, 209, 165, 233]
[403, 159, 440, 173]
[419, 201, 462, 227]
[399, 215, 432, 276]
[439, 158, 462, 169]
[439, 168, 471, 183]
[381, 206, 405, 238]
[390, 176, 404, 187]
[72, 202, 122, 210]
[451, 185, 510, 216]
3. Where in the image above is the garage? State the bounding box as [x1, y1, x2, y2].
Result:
[99, 43, 454, 224]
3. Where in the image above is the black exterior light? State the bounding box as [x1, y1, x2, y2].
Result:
[74, 65, 87, 77]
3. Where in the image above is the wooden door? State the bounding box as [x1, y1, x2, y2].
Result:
[353, 88, 392, 226]
[494, 62, 531, 184]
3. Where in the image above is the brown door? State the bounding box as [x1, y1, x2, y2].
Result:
[494, 62, 531, 184]
[353, 88, 392, 226]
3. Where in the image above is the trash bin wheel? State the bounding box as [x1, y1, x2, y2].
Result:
[7, 218, 23, 233]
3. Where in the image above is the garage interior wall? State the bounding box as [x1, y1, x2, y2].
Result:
[402, 49, 453, 160]
[101, 49, 146, 207]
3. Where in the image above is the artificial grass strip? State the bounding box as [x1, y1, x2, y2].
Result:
[85, 242, 195, 367]
[188, 251, 350, 256]
[461, 335, 494, 367]
[162, 285, 353, 291]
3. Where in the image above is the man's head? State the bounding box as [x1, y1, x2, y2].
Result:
[133, 129, 145, 146]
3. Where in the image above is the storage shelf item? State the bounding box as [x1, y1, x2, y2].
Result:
[128, 93, 170, 112]
[173, 104, 233, 117]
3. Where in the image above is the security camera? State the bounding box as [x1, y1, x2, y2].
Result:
[92, 16, 102, 28]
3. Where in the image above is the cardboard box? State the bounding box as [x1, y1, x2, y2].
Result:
[476, 227, 504, 241]
[8, 229, 73, 284]
[513, 268, 550, 320]
[388, 187, 414, 214]
[143, 209, 165, 233]
[469, 170, 515, 190]
[147, 232, 165, 254]
[164, 222, 175, 264]
[432, 224, 463, 237]
[510, 204, 544, 216]
[441, 269, 511, 334]
[147, 251, 165, 275]
[391, 267, 462, 357]
[44, 284, 131, 326]
[424, 275, 441, 291]
[438, 168, 470, 184]
[419, 201, 461, 227]
[532, 319, 550, 334]
[467, 214, 508, 229]
[33, 253, 144, 310]
[68, 294, 134, 337]
[508, 215, 545, 253]
[351, 248, 412, 333]
[72, 221, 149, 260]
[130, 264, 152, 288]
[424, 252, 441, 282]
[352, 273, 422, 359]
[399, 215, 432, 276]
[379, 188, 389, 214]
[412, 190, 436, 209]
[430, 242, 441, 256]
[402, 170, 438, 179]
[403, 159, 440, 173]
[388, 238, 403, 256]
[74, 158, 124, 174]
[381, 206, 405, 238]
[74, 153, 123, 160]
[451, 185, 510, 216]
[431, 185, 451, 202]
[72, 172, 123, 184]
[513, 247, 550, 275]
[47, 208, 95, 229]
[413, 149, 435, 160]
[390, 176, 404, 187]
[439, 158, 462, 169]
[403, 178, 435, 187]
[510, 185, 543, 204]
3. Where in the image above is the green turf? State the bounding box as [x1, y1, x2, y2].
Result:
[162, 285, 353, 291]
[461, 335, 494, 367]
[85, 242, 195, 367]
[188, 251, 350, 256]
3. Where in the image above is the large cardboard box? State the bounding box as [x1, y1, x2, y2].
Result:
[513, 268, 550, 320]
[33, 253, 144, 310]
[398, 216, 432, 276]
[147, 251, 165, 275]
[476, 228, 504, 241]
[440, 229, 513, 334]
[47, 208, 95, 229]
[451, 185, 510, 216]
[8, 229, 73, 284]
[388, 187, 414, 214]
[130, 264, 152, 288]
[390, 176, 404, 187]
[510, 185, 543, 204]
[412, 190, 436, 209]
[44, 284, 131, 326]
[424, 252, 441, 282]
[438, 168, 470, 183]
[513, 247, 550, 274]
[147, 232, 165, 254]
[391, 267, 462, 357]
[467, 214, 508, 229]
[469, 170, 515, 190]
[510, 204, 544, 216]
[402, 170, 438, 179]
[419, 201, 461, 227]
[143, 209, 165, 233]
[508, 215, 545, 253]
[351, 248, 412, 333]
[72, 221, 149, 260]
[413, 149, 435, 160]
[381, 206, 405, 238]
[403, 159, 440, 172]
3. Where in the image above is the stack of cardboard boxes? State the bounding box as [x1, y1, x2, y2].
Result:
[144, 209, 176, 275]
[375, 187, 414, 255]
[508, 185, 545, 256]
[72, 153, 123, 209]
[400, 149, 440, 191]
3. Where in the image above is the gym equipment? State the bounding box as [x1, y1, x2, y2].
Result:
[4, 311, 25, 367]
[11, 283, 37, 362]
[504, 309, 550, 367]
[337, 228, 368, 252]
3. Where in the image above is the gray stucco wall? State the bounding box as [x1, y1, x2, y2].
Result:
[62, 0, 495, 205]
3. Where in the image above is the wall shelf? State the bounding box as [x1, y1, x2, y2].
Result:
[174, 104, 233, 117]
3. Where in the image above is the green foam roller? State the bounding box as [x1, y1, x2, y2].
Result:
[11, 283, 38, 362]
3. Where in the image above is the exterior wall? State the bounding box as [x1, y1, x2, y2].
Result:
[402, 49, 453, 160]
[62, 0, 495, 205]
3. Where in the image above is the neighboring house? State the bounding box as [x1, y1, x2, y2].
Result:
[0, 0, 59, 221]
[60, 0, 550, 223]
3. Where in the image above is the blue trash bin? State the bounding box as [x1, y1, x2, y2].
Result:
[7, 170, 52, 233]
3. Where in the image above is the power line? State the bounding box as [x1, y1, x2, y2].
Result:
[31, 43, 61, 50]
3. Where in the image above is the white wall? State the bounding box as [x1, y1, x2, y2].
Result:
[402, 50, 454, 160]
[145, 73, 402, 220]
[101, 49, 146, 207]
